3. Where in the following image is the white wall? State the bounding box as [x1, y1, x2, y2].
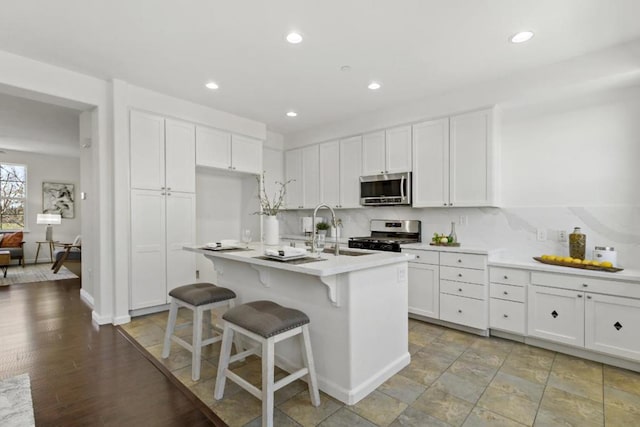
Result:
[0, 151, 81, 261]
[279, 85, 640, 268]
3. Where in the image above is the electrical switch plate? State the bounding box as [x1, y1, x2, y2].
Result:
[537, 228, 547, 241]
[558, 230, 567, 242]
[458, 215, 468, 226]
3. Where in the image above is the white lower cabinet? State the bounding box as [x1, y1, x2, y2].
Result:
[406, 249, 439, 319]
[489, 267, 528, 335]
[440, 293, 487, 329]
[528, 285, 585, 347]
[585, 293, 640, 360]
[130, 189, 196, 310]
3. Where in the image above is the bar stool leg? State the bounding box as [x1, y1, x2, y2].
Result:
[162, 299, 179, 358]
[301, 324, 321, 406]
[192, 306, 204, 381]
[262, 338, 275, 427]
[214, 324, 234, 399]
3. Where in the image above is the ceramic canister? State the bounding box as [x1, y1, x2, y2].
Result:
[594, 246, 617, 265]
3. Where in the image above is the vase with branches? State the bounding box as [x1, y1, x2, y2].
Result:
[255, 172, 294, 216]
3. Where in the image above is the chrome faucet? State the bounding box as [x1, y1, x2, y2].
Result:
[311, 203, 340, 256]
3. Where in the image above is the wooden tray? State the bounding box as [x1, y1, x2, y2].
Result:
[533, 257, 623, 273]
[430, 242, 461, 247]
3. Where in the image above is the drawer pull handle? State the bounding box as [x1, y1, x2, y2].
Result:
[458, 288, 462, 292]
[503, 275, 508, 279]
[503, 314, 509, 318]
[457, 309, 462, 313]
[458, 273, 463, 277]
[503, 291, 508, 295]
[582, 283, 588, 288]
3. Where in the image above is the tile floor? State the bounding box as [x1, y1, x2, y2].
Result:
[121, 310, 640, 426]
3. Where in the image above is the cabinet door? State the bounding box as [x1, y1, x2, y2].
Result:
[412, 118, 449, 207]
[528, 285, 584, 347]
[302, 145, 320, 208]
[362, 131, 386, 175]
[585, 293, 640, 361]
[284, 149, 303, 209]
[165, 191, 196, 298]
[130, 111, 165, 190]
[319, 141, 340, 208]
[232, 134, 263, 174]
[195, 126, 231, 169]
[408, 263, 439, 318]
[449, 109, 495, 207]
[130, 189, 166, 309]
[386, 125, 412, 173]
[165, 119, 195, 193]
[339, 136, 363, 208]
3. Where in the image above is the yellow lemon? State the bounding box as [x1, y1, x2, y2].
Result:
[547, 255, 557, 261]
[572, 258, 583, 264]
[563, 257, 574, 263]
[541, 254, 550, 260]
[591, 260, 601, 267]
[601, 261, 613, 268]
[582, 260, 592, 265]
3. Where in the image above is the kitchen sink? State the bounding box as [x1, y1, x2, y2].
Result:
[322, 248, 372, 256]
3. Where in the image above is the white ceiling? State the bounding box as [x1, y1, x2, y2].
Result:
[1, 0, 640, 135]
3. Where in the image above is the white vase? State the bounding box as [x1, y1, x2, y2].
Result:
[263, 215, 279, 246]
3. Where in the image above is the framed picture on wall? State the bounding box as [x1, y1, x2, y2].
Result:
[43, 182, 75, 219]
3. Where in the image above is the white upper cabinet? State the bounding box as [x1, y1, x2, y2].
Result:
[412, 118, 449, 207]
[130, 111, 195, 193]
[130, 111, 165, 190]
[362, 131, 386, 175]
[284, 148, 303, 209]
[165, 119, 196, 193]
[195, 126, 231, 170]
[339, 135, 363, 208]
[302, 145, 320, 208]
[450, 109, 497, 207]
[362, 126, 411, 175]
[319, 140, 340, 208]
[412, 108, 498, 207]
[195, 126, 262, 175]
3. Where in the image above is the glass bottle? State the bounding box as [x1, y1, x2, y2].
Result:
[448, 221, 457, 244]
[569, 227, 586, 260]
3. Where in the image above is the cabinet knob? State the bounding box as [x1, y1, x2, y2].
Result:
[577, 294, 583, 298]
[457, 259, 462, 263]
[503, 314, 509, 318]
[503, 275, 508, 279]
[416, 255, 420, 259]
[457, 309, 462, 313]
[160, 186, 166, 190]
[449, 203, 454, 206]
[161, 192, 166, 196]
[167, 192, 172, 196]
[443, 203, 447, 206]
[503, 291, 508, 295]
[458, 273, 462, 277]
[458, 288, 462, 292]
[582, 283, 588, 287]
[587, 295, 592, 299]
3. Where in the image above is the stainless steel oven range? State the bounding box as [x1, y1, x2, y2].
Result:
[348, 219, 421, 252]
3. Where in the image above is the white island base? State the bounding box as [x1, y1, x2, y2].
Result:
[191, 247, 411, 405]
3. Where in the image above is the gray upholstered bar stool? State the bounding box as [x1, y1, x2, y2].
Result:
[162, 282, 236, 381]
[214, 300, 320, 427]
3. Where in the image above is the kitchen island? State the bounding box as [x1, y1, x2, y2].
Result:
[185, 244, 413, 405]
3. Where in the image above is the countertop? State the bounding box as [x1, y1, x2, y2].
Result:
[401, 242, 501, 256]
[185, 243, 413, 277]
[488, 258, 640, 282]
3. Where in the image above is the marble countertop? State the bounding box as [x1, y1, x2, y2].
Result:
[488, 258, 640, 282]
[401, 242, 501, 256]
[185, 244, 413, 277]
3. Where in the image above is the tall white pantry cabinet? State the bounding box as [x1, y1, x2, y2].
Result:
[129, 111, 196, 310]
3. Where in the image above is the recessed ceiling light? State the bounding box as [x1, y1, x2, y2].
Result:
[510, 31, 534, 43]
[205, 81, 219, 90]
[368, 82, 381, 90]
[286, 111, 298, 117]
[286, 32, 303, 44]
[340, 65, 352, 72]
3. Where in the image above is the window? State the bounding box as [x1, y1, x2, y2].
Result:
[0, 163, 27, 230]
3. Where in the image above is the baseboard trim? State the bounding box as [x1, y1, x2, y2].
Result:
[79, 288, 94, 308]
[129, 304, 170, 317]
[409, 314, 490, 337]
[91, 310, 112, 325]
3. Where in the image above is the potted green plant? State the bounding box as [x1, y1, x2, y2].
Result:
[316, 221, 330, 237]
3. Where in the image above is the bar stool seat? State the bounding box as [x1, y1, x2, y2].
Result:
[214, 300, 320, 427]
[162, 282, 236, 381]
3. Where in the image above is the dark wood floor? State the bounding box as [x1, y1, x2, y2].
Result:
[0, 279, 222, 426]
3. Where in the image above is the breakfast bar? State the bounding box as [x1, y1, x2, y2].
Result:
[185, 244, 414, 405]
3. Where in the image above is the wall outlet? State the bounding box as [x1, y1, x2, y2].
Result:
[536, 228, 547, 241]
[196, 270, 200, 279]
[558, 230, 567, 242]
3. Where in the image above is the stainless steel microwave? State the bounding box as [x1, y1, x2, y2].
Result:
[359, 172, 411, 206]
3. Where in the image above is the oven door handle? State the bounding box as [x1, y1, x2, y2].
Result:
[400, 175, 405, 200]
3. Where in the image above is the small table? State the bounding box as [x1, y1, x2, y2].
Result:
[35, 241, 57, 264]
[0, 250, 10, 277]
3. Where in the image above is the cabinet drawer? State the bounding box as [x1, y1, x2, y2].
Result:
[490, 267, 530, 286]
[441, 280, 486, 300]
[440, 265, 486, 285]
[490, 283, 525, 302]
[490, 298, 525, 335]
[440, 252, 487, 270]
[440, 293, 488, 330]
[531, 272, 640, 299]
[404, 249, 439, 265]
